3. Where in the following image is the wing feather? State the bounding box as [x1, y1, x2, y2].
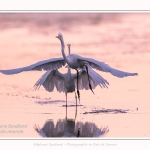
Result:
[88, 67, 109, 88]
[74, 67, 109, 90]
[34, 70, 52, 90]
[0, 57, 65, 75]
[78, 56, 138, 78]
[34, 70, 66, 93]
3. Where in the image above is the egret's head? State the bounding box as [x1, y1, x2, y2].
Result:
[67, 44, 71, 48]
[67, 44, 71, 54]
[56, 33, 63, 41]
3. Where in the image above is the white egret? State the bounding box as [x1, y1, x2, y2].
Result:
[34, 44, 109, 119]
[55, 33, 138, 99]
[0, 32, 138, 100]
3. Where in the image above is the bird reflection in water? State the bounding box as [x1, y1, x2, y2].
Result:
[34, 118, 109, 137]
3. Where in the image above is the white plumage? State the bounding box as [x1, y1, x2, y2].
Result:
[55, 33, 138, 99]
[34, 44, 109, 119]
[56, 33, 138, 78]
[0, 57, 66, 75]
[0, 33, 138, 78]
[34, 44, 109, 93]
[34, 67, 109, 93]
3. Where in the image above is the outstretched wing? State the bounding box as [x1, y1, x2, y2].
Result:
[78, 56, 138, 78]
[88, 67, 109, 88]
[34, 70, 52, 90]
[34, 124, 47, 137]
[0, 57, 65, 75]
[74, 67, 109, 90]
[34, 69, 66, 93]
[93, 126, 109, 137]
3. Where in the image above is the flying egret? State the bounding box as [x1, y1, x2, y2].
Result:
[34, 44, 109, 119]
[55, 33, 138, 100]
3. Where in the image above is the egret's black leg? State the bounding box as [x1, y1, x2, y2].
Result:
[77, 128, 80, 137]
[66, 94, 67, 119]
[86, 66, 94, 94]
[76, 70, 80, 101]
[75, 91, 77, 120]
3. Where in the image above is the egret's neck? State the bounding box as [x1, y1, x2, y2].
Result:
[67, 66, 71, 76]
[68, 47, 70, 55]
[60, 39, 70, 65]
[67, 46, 71, 77]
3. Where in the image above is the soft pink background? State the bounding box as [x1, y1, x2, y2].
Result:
[0, 13, 149, 137]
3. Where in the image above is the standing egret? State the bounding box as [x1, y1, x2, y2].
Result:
[34, 44, 109, 119]
[55, 33, 138, 99]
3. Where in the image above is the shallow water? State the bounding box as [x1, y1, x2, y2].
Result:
[0, 13, 150, 137]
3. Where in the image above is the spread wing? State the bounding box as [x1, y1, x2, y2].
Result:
[34, 124, 47, 137]
[34, 69, 66, 93]
[78, 56, 138, 78]
[74, 67, 109, 90]
[0, 57, 65, 75]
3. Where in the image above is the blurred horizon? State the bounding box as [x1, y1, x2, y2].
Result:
[0, 13, 150, 69]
